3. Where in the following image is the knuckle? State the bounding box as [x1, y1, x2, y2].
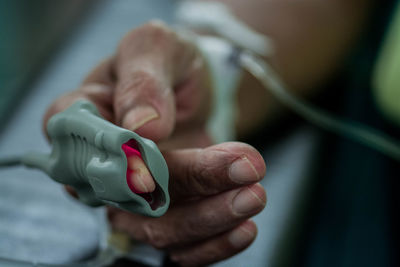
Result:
[145, 19, 171, 33]
[120, 20, 174, 48]
[144, 20, 177, 42]
[196, 210, 219, 232]
[188, 162, 220, 197]
[188, 160, 213, 196]
[192, 150, 230, 195]
[184, 213, 208, 238]
[184, 205, 227, 239]
[44, 92, 85, 124]
[114, 71, 157, 118]
[116, 70, 155, 94]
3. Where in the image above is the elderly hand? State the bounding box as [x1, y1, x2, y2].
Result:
[44, 21, 266, 266]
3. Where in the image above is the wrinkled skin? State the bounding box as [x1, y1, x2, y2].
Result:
[45, 21, 267, 267]
[42, 0, 375, 264]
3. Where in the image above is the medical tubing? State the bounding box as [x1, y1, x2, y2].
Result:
[0, 156, 23, 167]
[240, 51, 400, 161]
[0, 152, 51, 172]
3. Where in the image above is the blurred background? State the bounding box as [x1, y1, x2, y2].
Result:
[0, 0, 92, 126]
[0, 0, 399, 266]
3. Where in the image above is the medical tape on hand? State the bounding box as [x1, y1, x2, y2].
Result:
[175, 1, 272, 142]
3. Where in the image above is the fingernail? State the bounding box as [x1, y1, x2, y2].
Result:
[123, 106, 159, 131]
[228, 224, 255, 249]
[229, 156, 260, 184]
[127, 155, 156, 193]
[232, 184, 265, 215]
[129, 171, 156, 193]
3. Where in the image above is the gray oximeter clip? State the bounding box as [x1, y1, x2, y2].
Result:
[21, 100, 170, 217]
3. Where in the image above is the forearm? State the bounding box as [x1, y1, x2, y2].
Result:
[210, 0, 374, 137]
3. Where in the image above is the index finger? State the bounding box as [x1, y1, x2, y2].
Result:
[163, 142, 266, 201]
[43, 58, 115, 127]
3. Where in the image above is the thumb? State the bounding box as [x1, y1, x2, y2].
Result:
[114, 69, 176, 142]
[113, 22, 180, 142]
